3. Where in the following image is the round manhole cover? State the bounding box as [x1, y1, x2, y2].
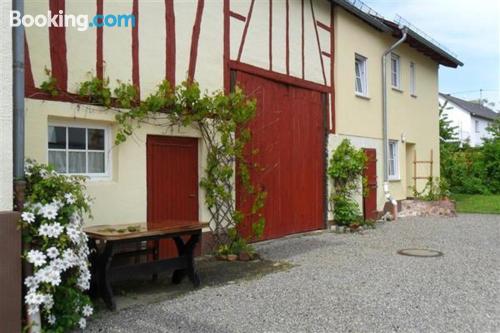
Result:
[397, 248, 443, 257]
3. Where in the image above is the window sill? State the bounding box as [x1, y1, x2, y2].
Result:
[388, 177, 401, 182]
[411, 94, 417, 98]
[355, 93, 371, 100]
[391, 87, 403, 93]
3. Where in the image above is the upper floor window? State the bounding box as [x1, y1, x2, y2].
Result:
[355, 54, 368, 96]
[391, 53, 401, 89]
[475, 120, 480, 133]
[388, 140, 399, 180]
[410, 62, 416, 96]
[48, 124, 110, 177]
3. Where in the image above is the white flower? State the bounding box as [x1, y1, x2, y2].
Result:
[24, 276, 39, 290]
[66, 226, 81, 244]
[46, 247, 59, 259]
[36, 266, 61, 287]
[52, 199, 64, 209]
[64, 193, 76, 205]
[78, 318, 86, 329]
[25, 292, 44, 305]
[49, 258, 66, 272]
[50, 223, 64, 238]
[82, 304, 93, 317]
[69, 213, 82, 227]
[38, 224, 52, 237]
[47, 314, 56, 325]
[31, 203, 43, 214]
[42, 294, 54, 310]
[27, 305, 39, 315]
[40, 203, 58, 220]
[27, 250, 47, 267]
[39, 223, 64, 238]
[77, 270, 91, 291]
[21, 212, 35, 224]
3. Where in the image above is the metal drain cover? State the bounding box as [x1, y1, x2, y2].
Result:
[397, 248, 443, 257]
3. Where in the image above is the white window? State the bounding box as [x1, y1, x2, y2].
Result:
[391, 53, 401, 89]
[355, 54, 368, 96]
[475, 120, 480, 133]
[388, 140, 399, 179]
[48, 124, 110, 177]
[410, 62, 416, 96]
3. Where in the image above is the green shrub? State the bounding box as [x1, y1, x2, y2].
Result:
[332, 195, 361, 226]
[328, 139, 367, 226]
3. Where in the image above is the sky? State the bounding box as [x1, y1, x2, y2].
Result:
[363, 0, 500, 111]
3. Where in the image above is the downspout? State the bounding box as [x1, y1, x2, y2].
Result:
[381, 26, 407, 206]
[13, 0, 25, 210]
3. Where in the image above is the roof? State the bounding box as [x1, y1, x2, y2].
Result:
[331, 0, 390, 32]
[330, 0, 463, 68]
[383, 20, 463, 68]
[440, 93, 500, 121]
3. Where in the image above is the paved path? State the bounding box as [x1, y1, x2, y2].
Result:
[87, 214, 500, 333]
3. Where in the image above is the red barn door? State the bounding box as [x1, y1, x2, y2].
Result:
[147, 136, 199, 258]
[236, 71, 325, 240]
[363, 148, 378, 220]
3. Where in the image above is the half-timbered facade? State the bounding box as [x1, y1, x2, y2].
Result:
[23, 1, 461, 240]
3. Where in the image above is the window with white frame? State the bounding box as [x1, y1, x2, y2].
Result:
[388, 140, 399, 179]
[475, 120, 480, 133]
[355, 54, 368, 96]
[410, 62, 416, 96]
[391, 53, 401, 89]
[48, 124, 109, 176]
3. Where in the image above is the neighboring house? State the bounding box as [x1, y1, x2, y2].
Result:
[22, 0, 461, 243]
[439, 93, 499, 147]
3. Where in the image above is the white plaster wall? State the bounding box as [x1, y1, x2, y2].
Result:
[440, 96, 472, 143]
[25, 99, 212, 227]
[0, 1, 13, 211]
[440, 97, 495, 147]
[328, 134, 385, 219]
[470, 116, 492, 147]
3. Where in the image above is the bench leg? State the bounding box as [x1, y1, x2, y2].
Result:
[172, 233, 201, 287]
[152, 240, 159, 281]
[88, 238, 99, 298]
[99, 241, 116, 311]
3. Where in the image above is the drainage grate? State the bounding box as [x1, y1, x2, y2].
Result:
[397, 248, 444, 257]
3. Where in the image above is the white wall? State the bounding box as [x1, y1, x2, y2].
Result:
[0, 1, 13, 211]
[470, 116, 492, 147]
[440, 96, 493, 147]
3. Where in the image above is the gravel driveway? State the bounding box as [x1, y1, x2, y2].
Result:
[86, 214, 500, 333]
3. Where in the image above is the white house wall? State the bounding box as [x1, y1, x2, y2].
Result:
[23, 0, 334, 227]
[440, 96, 494, 147]
[0, 0, 13, 211]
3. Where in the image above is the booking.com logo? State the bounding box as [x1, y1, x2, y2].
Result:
[10, 10, 136, 31]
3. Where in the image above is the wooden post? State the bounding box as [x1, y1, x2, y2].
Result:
[413, 149, 417, 189]
[430, 149, 433, 179]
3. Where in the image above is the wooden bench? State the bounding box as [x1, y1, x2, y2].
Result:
[85, 221, 206, 310]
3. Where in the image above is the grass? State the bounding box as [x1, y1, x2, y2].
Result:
[451, 194, 500, 214]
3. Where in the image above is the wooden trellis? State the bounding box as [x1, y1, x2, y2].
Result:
[413, 149, 433, 188]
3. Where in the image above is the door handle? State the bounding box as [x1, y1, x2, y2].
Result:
[188, 194, 196, 198]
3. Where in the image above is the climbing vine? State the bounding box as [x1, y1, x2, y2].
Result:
[327, 139, 368, 226]
[66, 73, 266, 252]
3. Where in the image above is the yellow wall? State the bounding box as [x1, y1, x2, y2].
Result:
[332, 7, 440, 203]
[25, 99, 211, 227]
[23, 2, 443, 226]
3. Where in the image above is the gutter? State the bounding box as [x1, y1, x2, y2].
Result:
[381, 26, 407, 205]
[13, 0, 26, 213]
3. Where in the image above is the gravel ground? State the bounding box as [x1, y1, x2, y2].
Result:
[86, 214, 500, 333]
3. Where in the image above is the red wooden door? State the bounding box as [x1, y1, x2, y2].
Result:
[147, 136, 198, 258]
[363, 148, 378, 220]
[236, 71, 325, 240]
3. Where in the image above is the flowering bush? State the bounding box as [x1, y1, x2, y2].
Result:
[20, 161, 93, 332]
